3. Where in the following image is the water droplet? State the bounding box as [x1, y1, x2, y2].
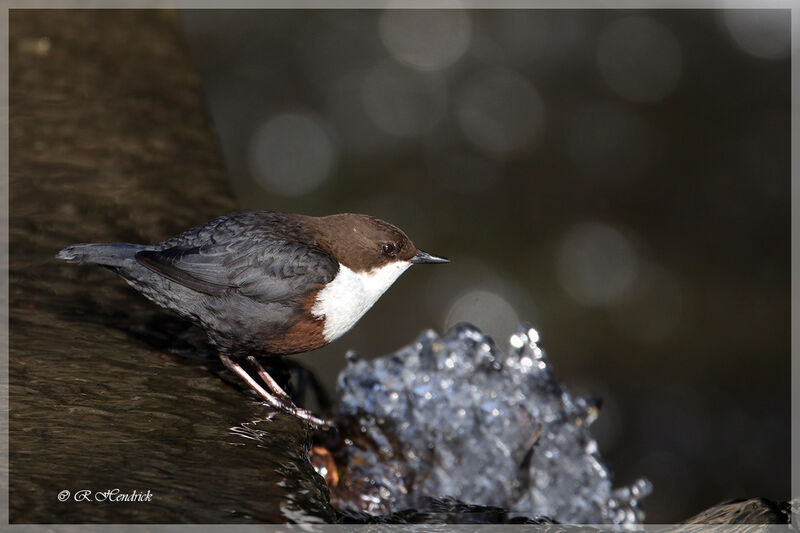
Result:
[510, 334, 525, 349]
[346, 350, 363, 363]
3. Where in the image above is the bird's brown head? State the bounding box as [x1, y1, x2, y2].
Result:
[308, 213, 449, 272]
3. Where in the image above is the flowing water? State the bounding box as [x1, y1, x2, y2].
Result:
[329, 323, 651, 524]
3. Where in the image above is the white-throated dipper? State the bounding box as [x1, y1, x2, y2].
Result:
[57, 210, 449, 428]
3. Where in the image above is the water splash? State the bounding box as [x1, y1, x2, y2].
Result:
[331, 322, 651, 524]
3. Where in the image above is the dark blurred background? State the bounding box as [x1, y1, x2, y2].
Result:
[178, 9, 790, 523]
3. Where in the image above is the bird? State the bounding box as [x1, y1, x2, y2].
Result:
[56, 210, 450, 429]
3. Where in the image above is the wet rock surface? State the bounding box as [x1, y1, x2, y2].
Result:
[328, 323, 651, 524]
[681, 497, 793, 525]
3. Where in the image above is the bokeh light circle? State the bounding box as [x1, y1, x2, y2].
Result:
[379, 8, 471, 71]
[456, 68, 545, 158]
[445, 289, 520, 345]
[597, 16, 682, 103]
[555, 221, 640, 306]
[362, 61, 448, 137]
[722, 10, 791, 60]
[248, 113, 337, 197]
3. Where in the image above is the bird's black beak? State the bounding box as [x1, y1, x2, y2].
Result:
[410, 250, 450, 264]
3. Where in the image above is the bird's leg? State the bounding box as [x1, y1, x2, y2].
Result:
[245, 355, 294, 404]
[219, 354, 286, 408]
[244, 356, 334, 430]
[220, 354, 332, 430]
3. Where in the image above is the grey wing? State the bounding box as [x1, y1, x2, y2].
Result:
[135, 240, 339, 304]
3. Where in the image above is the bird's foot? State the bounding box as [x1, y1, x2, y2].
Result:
[272, 398, 333, 430]
[220, 354, 334, 430]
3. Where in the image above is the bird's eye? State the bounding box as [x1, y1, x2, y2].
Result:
[381, 242, 396, 256]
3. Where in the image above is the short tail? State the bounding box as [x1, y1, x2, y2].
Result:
[56, 242, 148, 267]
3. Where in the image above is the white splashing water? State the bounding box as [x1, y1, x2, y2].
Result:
[333, 322, 651, 523]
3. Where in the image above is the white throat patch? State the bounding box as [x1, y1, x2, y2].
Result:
[311, 261, 412, 342]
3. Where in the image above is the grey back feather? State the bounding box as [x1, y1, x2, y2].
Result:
[135, 239, 339, 304]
